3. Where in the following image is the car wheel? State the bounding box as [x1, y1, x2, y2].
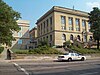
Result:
[68, 58, 72, 62]
[81, 57, 85, 61]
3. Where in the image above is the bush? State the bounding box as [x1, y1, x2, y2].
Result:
[0, 47, 4, 54]
[12, 49, 28, 54]
[70, 46, 100, 54]
[29, 46, 62, 54]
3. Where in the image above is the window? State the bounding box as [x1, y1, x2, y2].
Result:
[83, 35, 87, 42]
[71, 53, 74, 56]
[75, 53, 79, 56]
[88, 23, 91, 27]
[62, 26, 66, 30]
[50, 17, 52, 25]
[61, 16, 66, 24]
[82, 20, 86, 27]
[43, 21, 45, 28]
[77, 35, 81, 41]
[76, 18, 80, 26]
[69, 27, 73, 30]
[75, 18, 80, 31]
[41, 24, 42, 30]
[50, 35, 52, 41]
[90, 36, 93, 41]
[43, 22, 45, 33]
[46, 19, 49, 27]
[70, 34, 73, 40]
[18, 32, 22, 37]
[68, 17, 73, 25]
[62, 34, 66, 41]
[76, 28, 80, 31]
[46, 36, 48, 40]
[61, 16, 66, 30]
[18, 39, 22, 44]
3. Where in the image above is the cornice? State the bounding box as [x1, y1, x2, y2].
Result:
[36, 6, 89, 24]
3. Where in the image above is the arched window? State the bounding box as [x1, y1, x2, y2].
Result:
[62, 34, 66, 41]
[70, 34, 73, 40]
[90, 36, 93, 41]
[77, 35, 81, 41]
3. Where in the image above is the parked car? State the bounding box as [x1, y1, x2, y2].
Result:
[58, 53, 86, 61]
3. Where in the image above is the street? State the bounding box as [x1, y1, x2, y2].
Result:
[0, 58, 100, 75]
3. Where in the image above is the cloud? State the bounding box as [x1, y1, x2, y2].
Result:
[86, 2, 100, 8]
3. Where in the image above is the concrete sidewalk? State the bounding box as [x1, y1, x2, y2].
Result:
[0, 55, 100, 63]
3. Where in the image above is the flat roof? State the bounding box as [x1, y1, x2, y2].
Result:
[36, 6, 89, 24]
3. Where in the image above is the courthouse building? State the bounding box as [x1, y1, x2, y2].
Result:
[36, 6, 93, 47]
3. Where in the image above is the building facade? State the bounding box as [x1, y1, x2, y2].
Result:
[11, 20, 30, 49]
[36, 6, 92, 47]
[29, 27, 37, 49]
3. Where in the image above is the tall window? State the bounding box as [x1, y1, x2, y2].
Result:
[61, 16, 66, 24]
[50, 17, 53, 31]
[18, 39, 22, 44]
[43, 21, 45, 28]
[70, 34, 73, 40]
[62, 34, 66, 41]
[68, 17, 73, 30]
[61, 16, 66, 30]
[50, 35, 52, 41]
[46, 19, 49, 27]
[41, 23, 42, 34]
[50, 16, 52, 25]
[76, 18, 80, 31]
[76, 18, 80, 26]
[46, 36, 48, 41]
[18, 32, 22, 37]
[68, 17, 73, 25]
[43, 21, 45, 33]
[82, 20, 86, 27]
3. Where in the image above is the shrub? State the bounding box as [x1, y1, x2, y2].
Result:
[29, 46, 62, 54]
[70, 46, 100, 54]
[0, 47, 4, 54]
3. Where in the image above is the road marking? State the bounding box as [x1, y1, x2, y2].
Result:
[13, 63, 29, 75]
[79, 72, 99, 75]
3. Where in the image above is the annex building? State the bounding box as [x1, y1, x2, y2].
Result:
[11, 20, 30, 49]
[36, 6, 93, 47]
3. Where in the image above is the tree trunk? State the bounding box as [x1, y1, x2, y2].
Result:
[97, 39, 99, 49]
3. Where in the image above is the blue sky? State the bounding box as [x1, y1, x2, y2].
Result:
[4, 0, 100, 30]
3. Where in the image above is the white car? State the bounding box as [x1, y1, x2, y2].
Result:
[58, 53, 86, 61]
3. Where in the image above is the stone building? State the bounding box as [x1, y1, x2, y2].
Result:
[36, 6, 93, 47]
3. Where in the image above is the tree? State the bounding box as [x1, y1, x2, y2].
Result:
[0, 0, 21, 46]
[38, 40, 48, 47]
[88, 7, 100, 49]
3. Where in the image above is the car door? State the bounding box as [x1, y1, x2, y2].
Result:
[70, 53, 76, 60]
[75, 53, 81, 60]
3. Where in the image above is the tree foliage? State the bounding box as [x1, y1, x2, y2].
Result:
[88, 7, 100, 49]
[0, 0, 21, 46]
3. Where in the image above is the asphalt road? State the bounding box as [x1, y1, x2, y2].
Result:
[0, 61, 25, 75]
[0, 59, 100, 75]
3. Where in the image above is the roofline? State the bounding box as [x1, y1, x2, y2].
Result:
[29, 26, 37, 33]
[36, 6, 89, 24]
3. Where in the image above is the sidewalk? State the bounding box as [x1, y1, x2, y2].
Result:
[0, 55, 100, 63]
[0, 48, 7, 60]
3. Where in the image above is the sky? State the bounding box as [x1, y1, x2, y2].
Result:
[3, 0, 100, 30]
